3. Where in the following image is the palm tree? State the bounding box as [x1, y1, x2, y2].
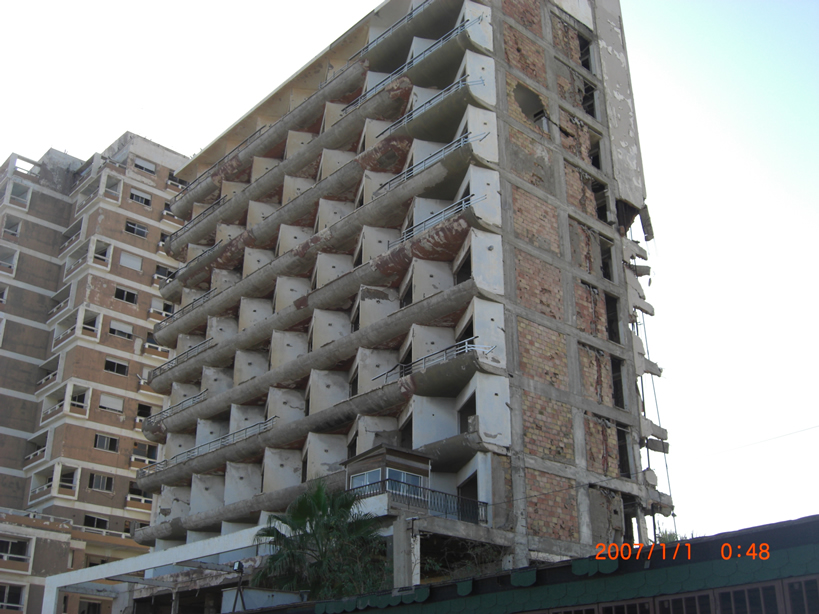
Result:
[252, 480, 390, 600]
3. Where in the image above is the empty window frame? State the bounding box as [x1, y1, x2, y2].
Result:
[592, 181, 608, 221]
[108, 320, 133, 340]
[0, 539, 28, 562]
[133, 441, 158, 460]
[582, 81, 597, 118]
[124, 221, 148, 238]
[616, 425, 632, 478]
[83, 514, 109, 529]
[786, 578, 819, 614]
[601, 600, 651, 614]
[9, 182, 31, 206]
[136, 403, 152, 418]
[104, 358, 128, 376]
[0, 584, 23, 610]
[610, 356, 625, 408]
[129, 189, 151, 207]
[458, 393, 477, 434]
[588, 132, 601, 169]
[600, 238, 614, 281]
[717, 584, 781, 614]
[134, 158, 156, 175]
[658, 593, 713, 614]
[168, 171, 188, 187]
[119, 251, 142, 271]
[98, 393, 124, 413]
[87, 474, 114, 492]
[150, 297, 173, 315]
[604, 294, 620, 343]
[454, 248, 473, 285]
[79, 602, 102, 614]
[513, 82, 550, 131]
[114, 286, 138, 304]
[93, 434, 119, 452]
[579, 34, 593, 72]
[3, 217, 21, 238]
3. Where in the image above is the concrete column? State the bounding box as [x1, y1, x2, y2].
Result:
[392, 514, 420, 589]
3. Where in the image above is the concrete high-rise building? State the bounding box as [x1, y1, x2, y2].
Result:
[43, 0, 672, 611]
[0, 134, 187, 614]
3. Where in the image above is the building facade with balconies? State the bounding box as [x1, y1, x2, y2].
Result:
[42, 0, 671, 611]
[0, 133, 187, 614]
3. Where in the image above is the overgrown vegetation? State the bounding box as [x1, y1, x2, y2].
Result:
[252, 481, 391, 600]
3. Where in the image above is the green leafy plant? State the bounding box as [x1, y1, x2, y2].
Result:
[252, 480, 390, 599]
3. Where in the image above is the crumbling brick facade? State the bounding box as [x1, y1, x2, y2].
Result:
[511, 186, 559, 254]
[516, 249, 563, 321]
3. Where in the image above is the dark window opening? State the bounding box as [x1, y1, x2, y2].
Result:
[400, 416, 413, 449]
[457, 474, 480, 523]
[349, 372, 359, 397]
[583, 81, 596, 118]
[787, 579, 819, 614]
[659, 595, 713, 614]
[579, 34, 592, 71]
[59, 470, 75, 488]
[400, 284, 413, 308]
[104, 358, 128, 376]
[133, 442, 158, 460]
[600, 239, 614, 281]
[347, 434, 358, 460]
[601, 601, 651, 614]
[94, 434, 118, 452]
[611, 356, 625, 408]
[592, 181, 608, 221]
[456, 320, 474, 344]
[455, 250, 472, 285]
[301, 455, 308, 483]
[354, 248, 363, 268]
[605, 294, 620, 343]
[350, 307, 360, 332]
[459, 394, 477, 434]
[617, 426, 632, 478]
[137, 404, 152, 418]
[589, 134, 601, 169]
[718, 586, 780, 614]
[304, 394, 310, 416]
[114, 287, 137, 304]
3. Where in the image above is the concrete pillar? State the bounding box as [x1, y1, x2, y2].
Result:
[392, 514, 420, 588]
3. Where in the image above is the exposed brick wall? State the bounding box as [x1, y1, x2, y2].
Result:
[523, 390, 573, 462]
[516, 249, 563, 321]
[503, 0, 543, 36]
[575, 281, 607, 339]
[578, 343, 614, 406]
[565, 164, 596, 218]
[526, 469, 578, 541]
[559, 109, 592, 165]
[584, 413, 619, 477]
[552, 14, 583, 64]
[557, 68, 586, 110]
[568, 218, 602, 275]
[509, 128, 554, 194]
[506, 74, 550, 140]
[512, 186, 559, 254]
[504, 24, 547, 86]
[518, 318, 568, 390]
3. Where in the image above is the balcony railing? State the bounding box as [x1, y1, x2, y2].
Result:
[59, 232, 81, 252]
[41, 402, 64, 422]
[378, 337, 495, 384]
[77, 526, 130, 539]
[166, 195, 227, 248]
[377, 77, 483, 139]
[137, 416, 276, 478]
[349, 479, 487, 524]
[23, 447, 46, 462]
[348, 0, 435, 63]
[155, 289, 215, 333]
[342, 15, 483, 116]
[36, 371, 57, 388]
[0, 506, 71, 525]
[126, 494, 153, 505]
[389, 193, 486, 248]
[48, 297, 70, 317]
[373, 131, 488, 197]
[148, 337, 215, 381]
[144, 389, 208, 429]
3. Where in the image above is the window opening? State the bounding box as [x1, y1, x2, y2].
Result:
[350, 304, 360, 332]
[137, 404, 152, 418]
[601, 601, 652, 614]
[589, 133, 601, 169]
[98, 394, 124, 413]
[350, 469, 381, 488]
[611, 357, 625, 408]
[786, 579, 819, 614]
[59, 469, 76, 488]
[133, 442, 158, 460]
[0, 584, 23, 610]
[455, 249, 472, 285]
[0, 539, 28, 562]
[119, 251, 142, 271]
[605, 294, 620, 343]
[658, 594, 713, 614]
[347, 434, 358, 460]
[301, 454, 308, 483]
[349, 371, 359, 397]
[109, 320, 133, 340]
[592, 181, 608, 221]
[93, 434, 118, 452]
[616, 426, 631, 478]
[582, 81, 597, 118]
[400, 283, 413, 308]
[104, 358, 128, 376]
[134, 158, 156, 175]
[457, 473, 480, 523]
[129, 189, 151, 207]
[3, 217, 20, 237]
[124, 221, 148, 238]
[400, 416, 413, 449]
[87, 474, 114, 492]
[459, 394, 477, 434]
[600, 239, 614, 281]
[114, 287, 137, 305]
[579, 34, 592, 71]
[718, 585, 780, 614]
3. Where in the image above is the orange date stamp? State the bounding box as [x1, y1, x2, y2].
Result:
[595, 542, 771, 561]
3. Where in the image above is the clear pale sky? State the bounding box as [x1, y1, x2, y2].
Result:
[1, 1, 816, 540]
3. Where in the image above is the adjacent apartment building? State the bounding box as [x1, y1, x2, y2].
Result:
[0, 133, 187, 614]
[41, 0, 672, 611]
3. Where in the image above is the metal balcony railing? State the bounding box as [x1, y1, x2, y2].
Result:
[144, 389, 208, 429]
[166, 196, 227, 248]
[389, 193, 486, 248]
[377, 77, 484, 139]
[349, 0, 435, 63]
[148, 338, 215, 381]
[376, 337, 495, 384]
[0, 506, 71, 524]
[155, 289, 216, 333]
[342, 15, 483, 115]
[349, 479, 487, 524]
[373, 131, 488, 198]
[137, 416, 276, 478]
[162, 240, 223, 286]
[77, 526, 130, 539]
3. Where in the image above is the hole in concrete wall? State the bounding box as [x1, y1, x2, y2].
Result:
[605, 294, 620, 343]
[592, 181, 608, 221]
[513, 83, 549, 131]
[454, 249, 472, 285]
[616, 200, 640, 234]
[589, 133, 601, 169]
[458, 394, 477, 434]
[400, 416, 413, 449]
[610, 356, 625, 409]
